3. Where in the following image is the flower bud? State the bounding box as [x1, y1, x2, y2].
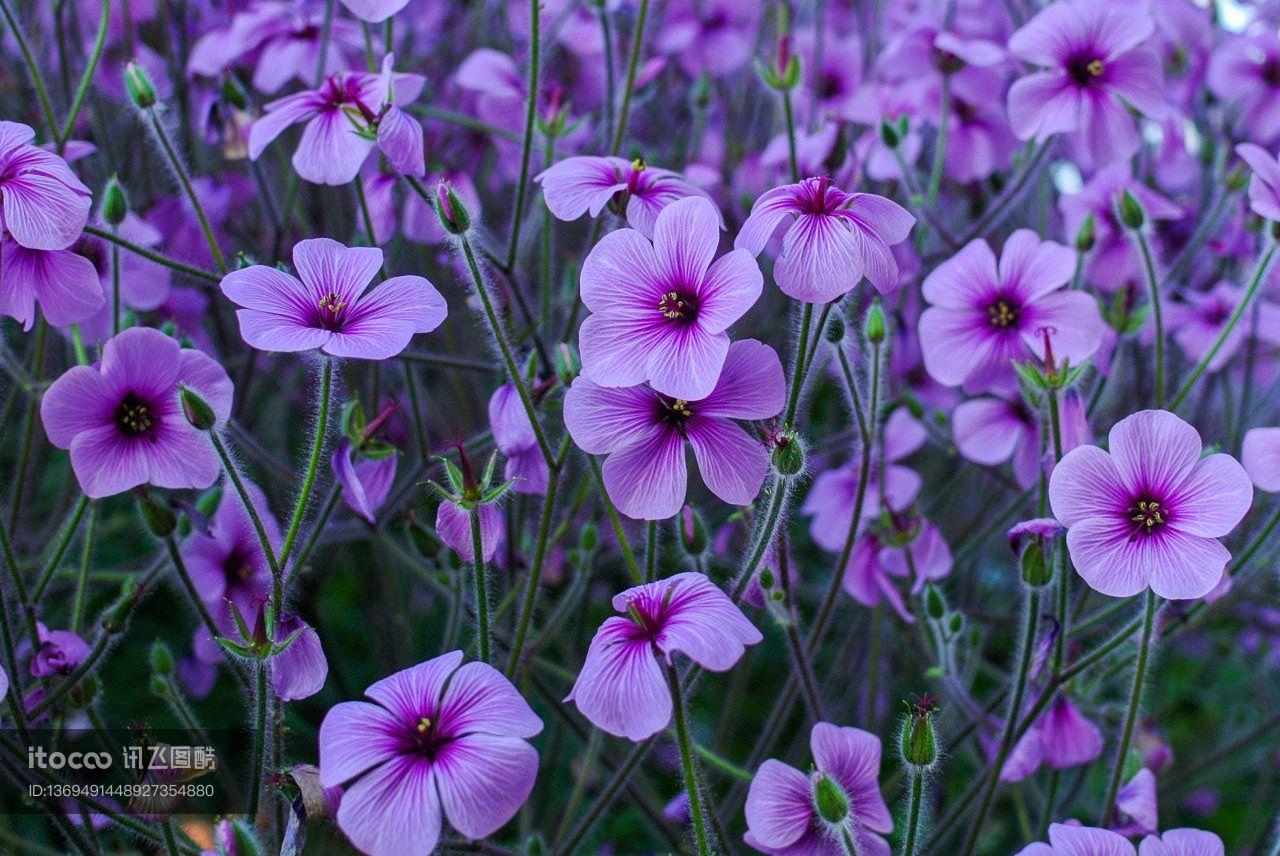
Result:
[220, 74, 249, 111]
[124, 61, 158, 109]
[150, 641, 175, 676]
[924, 584, 946, 620]
[435, 180, 471, 235]
[1074, 213, 1095, 252]
[1117, 190, 1145, 230]
[579, 520, 599, 553]
[879, 120, 900, 149]
[823, 313, 846, 344]
[771, 432, 805, 476]
[900, 696, 940, 768]
[136, 489, 177, 538]
[149, 674, 168, 696]
[219, 818, 265, 856]
[864, 301, 887, 345]
[813, 774, 850, 824]
[679, 505, 708, 556]
[1225, 163, 1248, 193]
[102, 176, 128, 226]
[1020, 537, 1051, 587]
[555, 342, 581, 386]
[179, 383, 218, 431]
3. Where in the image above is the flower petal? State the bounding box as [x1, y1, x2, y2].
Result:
[566, 616, 671, 740]
[434, 733, 539, 839]
[436, 661, 543, 739]
[601, 424, 688, 520]
[744, 759, 814, 850]
[686, 415, 769, 507]
[335, 754, 441, 856]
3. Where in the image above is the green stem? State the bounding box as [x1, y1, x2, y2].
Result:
[506, 446, 566, 676]
[925, 74, 951, 207]
[164, 536, 222, 645]
[459, 237, 556, 466]
[783, 302, 815, 426]
[57, 0, 110, 149]
[553, 729, 602, 847]
[610, 0, 650, 155]
[1169, 243, 1277, 411]
[960, 587, 1041, 856]
[1133, 230, 1164, 408]
[71, 502, 98, 633]
[644, 520, 659, 582]
[865, 605, 882, 727]
[505, 0, 541, 270]
[903, 771, 926, 856]
[781, 88, 800, 183]
[209, 433, 283, 580]
[1100, 590, 1158, 825]
[162, 820, 181, 856]
[83, 225, 221, 283]
[666, 664, 712, 856]
[278, 358, 334, 573]
[557, 738, 655, 855]
[146, 111, 228, 273]
[247, 662, 268, 821]
[588, 455, 643, 584]
[695, 744, 754, 781]
[0, 0, 58, 140]
[32, 494, 89, 601]
[469, 508, 491, 663]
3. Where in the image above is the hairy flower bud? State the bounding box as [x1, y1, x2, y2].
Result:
[1117, 190, 1145, 230]
[136, 489, 177, 538]
[150, 641, 175, 676]
[124, 61, 158, 110]
[555, 342, 581, 386]
[924, 584, 946, 620]
[1020, 538, 1051, 587]
[879, 120, 900, 149]
[823, 312, 846, 344]
[771, 432, 805, 476]
[179, 383, 218, 431]
[679, 505, 708, 555]
[900, 695, 940, 768]
[864, 301, 887, 345]
[435, 180, 471, 235]
[1074, 213, 1095, 252]
[102, 176, 128, 226]
[813, 774, 850, 824]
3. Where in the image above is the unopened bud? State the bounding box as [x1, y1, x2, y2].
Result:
[758, 566, 775, 591]
[879, 120, 900, 149]
[137, 490, 177, 538]
[221, 74, 249, 111]
[435, 180, 471, 235]
[823, 313, 846, 344]
[900, 698, 940, 768]
[1019, 538, 1051, 587]
[1118, 190, 1145, 230]
[102, 177, 128, 226]
[771, 432, 805, 476]
[124, 61, 157, 109]
[924, 584, 946, 620]
[555, 342, 581, 386]
[150, 641, 175, 676]
[179, 383, 218, 431]
[679, 505, 708, 555]
[1074, 213, 1095, 252]
[579, 520, 599, 553]
[813, 774, 850, 824]
[864, 301, 887, 345]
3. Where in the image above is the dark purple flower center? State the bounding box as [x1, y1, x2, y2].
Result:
[316, 292, 349, 331]
[987, 299, 1019, 329]
[1263, 57, 1280, 87]
[1066, 55, 1107, 87]
[116, 392, 159, 438]
[408, 715, 453, 759]
[655, 395, 694, 430]
[72, 237, 109, 275]
[658, 290, 699, 324]
[223, 547, 258, 584]
[1127, 496, 1168, 536]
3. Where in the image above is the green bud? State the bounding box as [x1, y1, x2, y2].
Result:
[1118, 190, 1145, 230]
[690, 73, 712, 110]
[579, 520, 599, 553]
[524, 833, 549, 856]
[1074, 212, 1095, 252]
[341, 399, 367, 440]
[220, 73, 249, 111]
[124, 61, 158, 109]
[1271, 220, 1280, 243]
[758, 566, 775, 591]
[195, 485, 223, 518]
[679, 505, 709, 555]
[948, 612, 964, 636]
[823, 313, 846, 344]
[900, 704, 940, 768]
[179, 383, 218, 431]
[149, 674, 168, 696]
[136, 490, 177, 538]
[771, 432, 805, 476]
[1020, 538, 1051, 587]
[102, 580, 139, 634]
[435, 180, 471, 235]
[813, 774, 850, 824]
[555, 342, 581, 386]
[864, 301, 887, 345]
[150, 641, 175, 676]
[924, 584, 946, 620]
[223, 819, 265, 856]
[1225, 163, 1248, 193]
[102, 177, 128, 226]
[879, 120, 900, 149]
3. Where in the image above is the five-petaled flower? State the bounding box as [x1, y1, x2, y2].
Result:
[1048, 410, 1253, 599]
[220, 237, 446, 360]
[536, 155, 709, 238]
[319, 650, 543, 856]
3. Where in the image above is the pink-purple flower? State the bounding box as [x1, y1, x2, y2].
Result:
[918, 229, 1104, 393]
[40, 327, 233, 498]
[0, 121, 91, 251]
[220, 237, 446, 360]
[744, 722, 894, 856]
[578, 196, 761, 401]
[566, 572, 761, 740]
[1006, 0, 1165, 169]
[536, 155, 708, 238]
[1048, 410, 1253, 599]
[1235, 143, 1280, 222]
[1243, 427, 1280, 493]
[564, 338, 784, 520]
[1017, 824, 1224, 856]
[319, 650, 543, 856]
[735, 176, 915, 303]
[1001, 695, 1103, 782]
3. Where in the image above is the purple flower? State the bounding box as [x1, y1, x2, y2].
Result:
[338, 0, 410, 23]
[30, 623, 90, 678]
[1006, 0, 1165, 169]
[744, 722, 893, 856]
[182, 480, 276, 618]
[1001, 695, 1103, 782]
[566, 572, 761, 740]
[332, 438, 398, 524]
[1167, 282, 1280, 373]
[954, 391, 1090, 488]
[435, 501, 503, 563]
[319, 651, 543, 856]
[654, 0, 763, 78]
[735, 176, 915, 303]
[248, 56, 425, 185]
[844, 519, 952, 622]
[40, 328, 233, 498]
[536, 156, 709, 238]
[1209, 33, 1280, 145]
[578, 196, 761, 400]
[918, 229, 1104, 393]
[0, 122, 91, 251]
[1235, 143, 1280, 222]
[1016, 823, 1137, 855]
[1139, 829, 1225, 856]
[1114, 767, 1159, 837]
[220, 238, 446, 360]
[1243, 427, 1280, 493]
[564, 339, 785, 520]
[489, 383, 548, 495]
[1048, 410, 1253, 599]
[270, 614, 329, 702]
[0, 237, 103, 331]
